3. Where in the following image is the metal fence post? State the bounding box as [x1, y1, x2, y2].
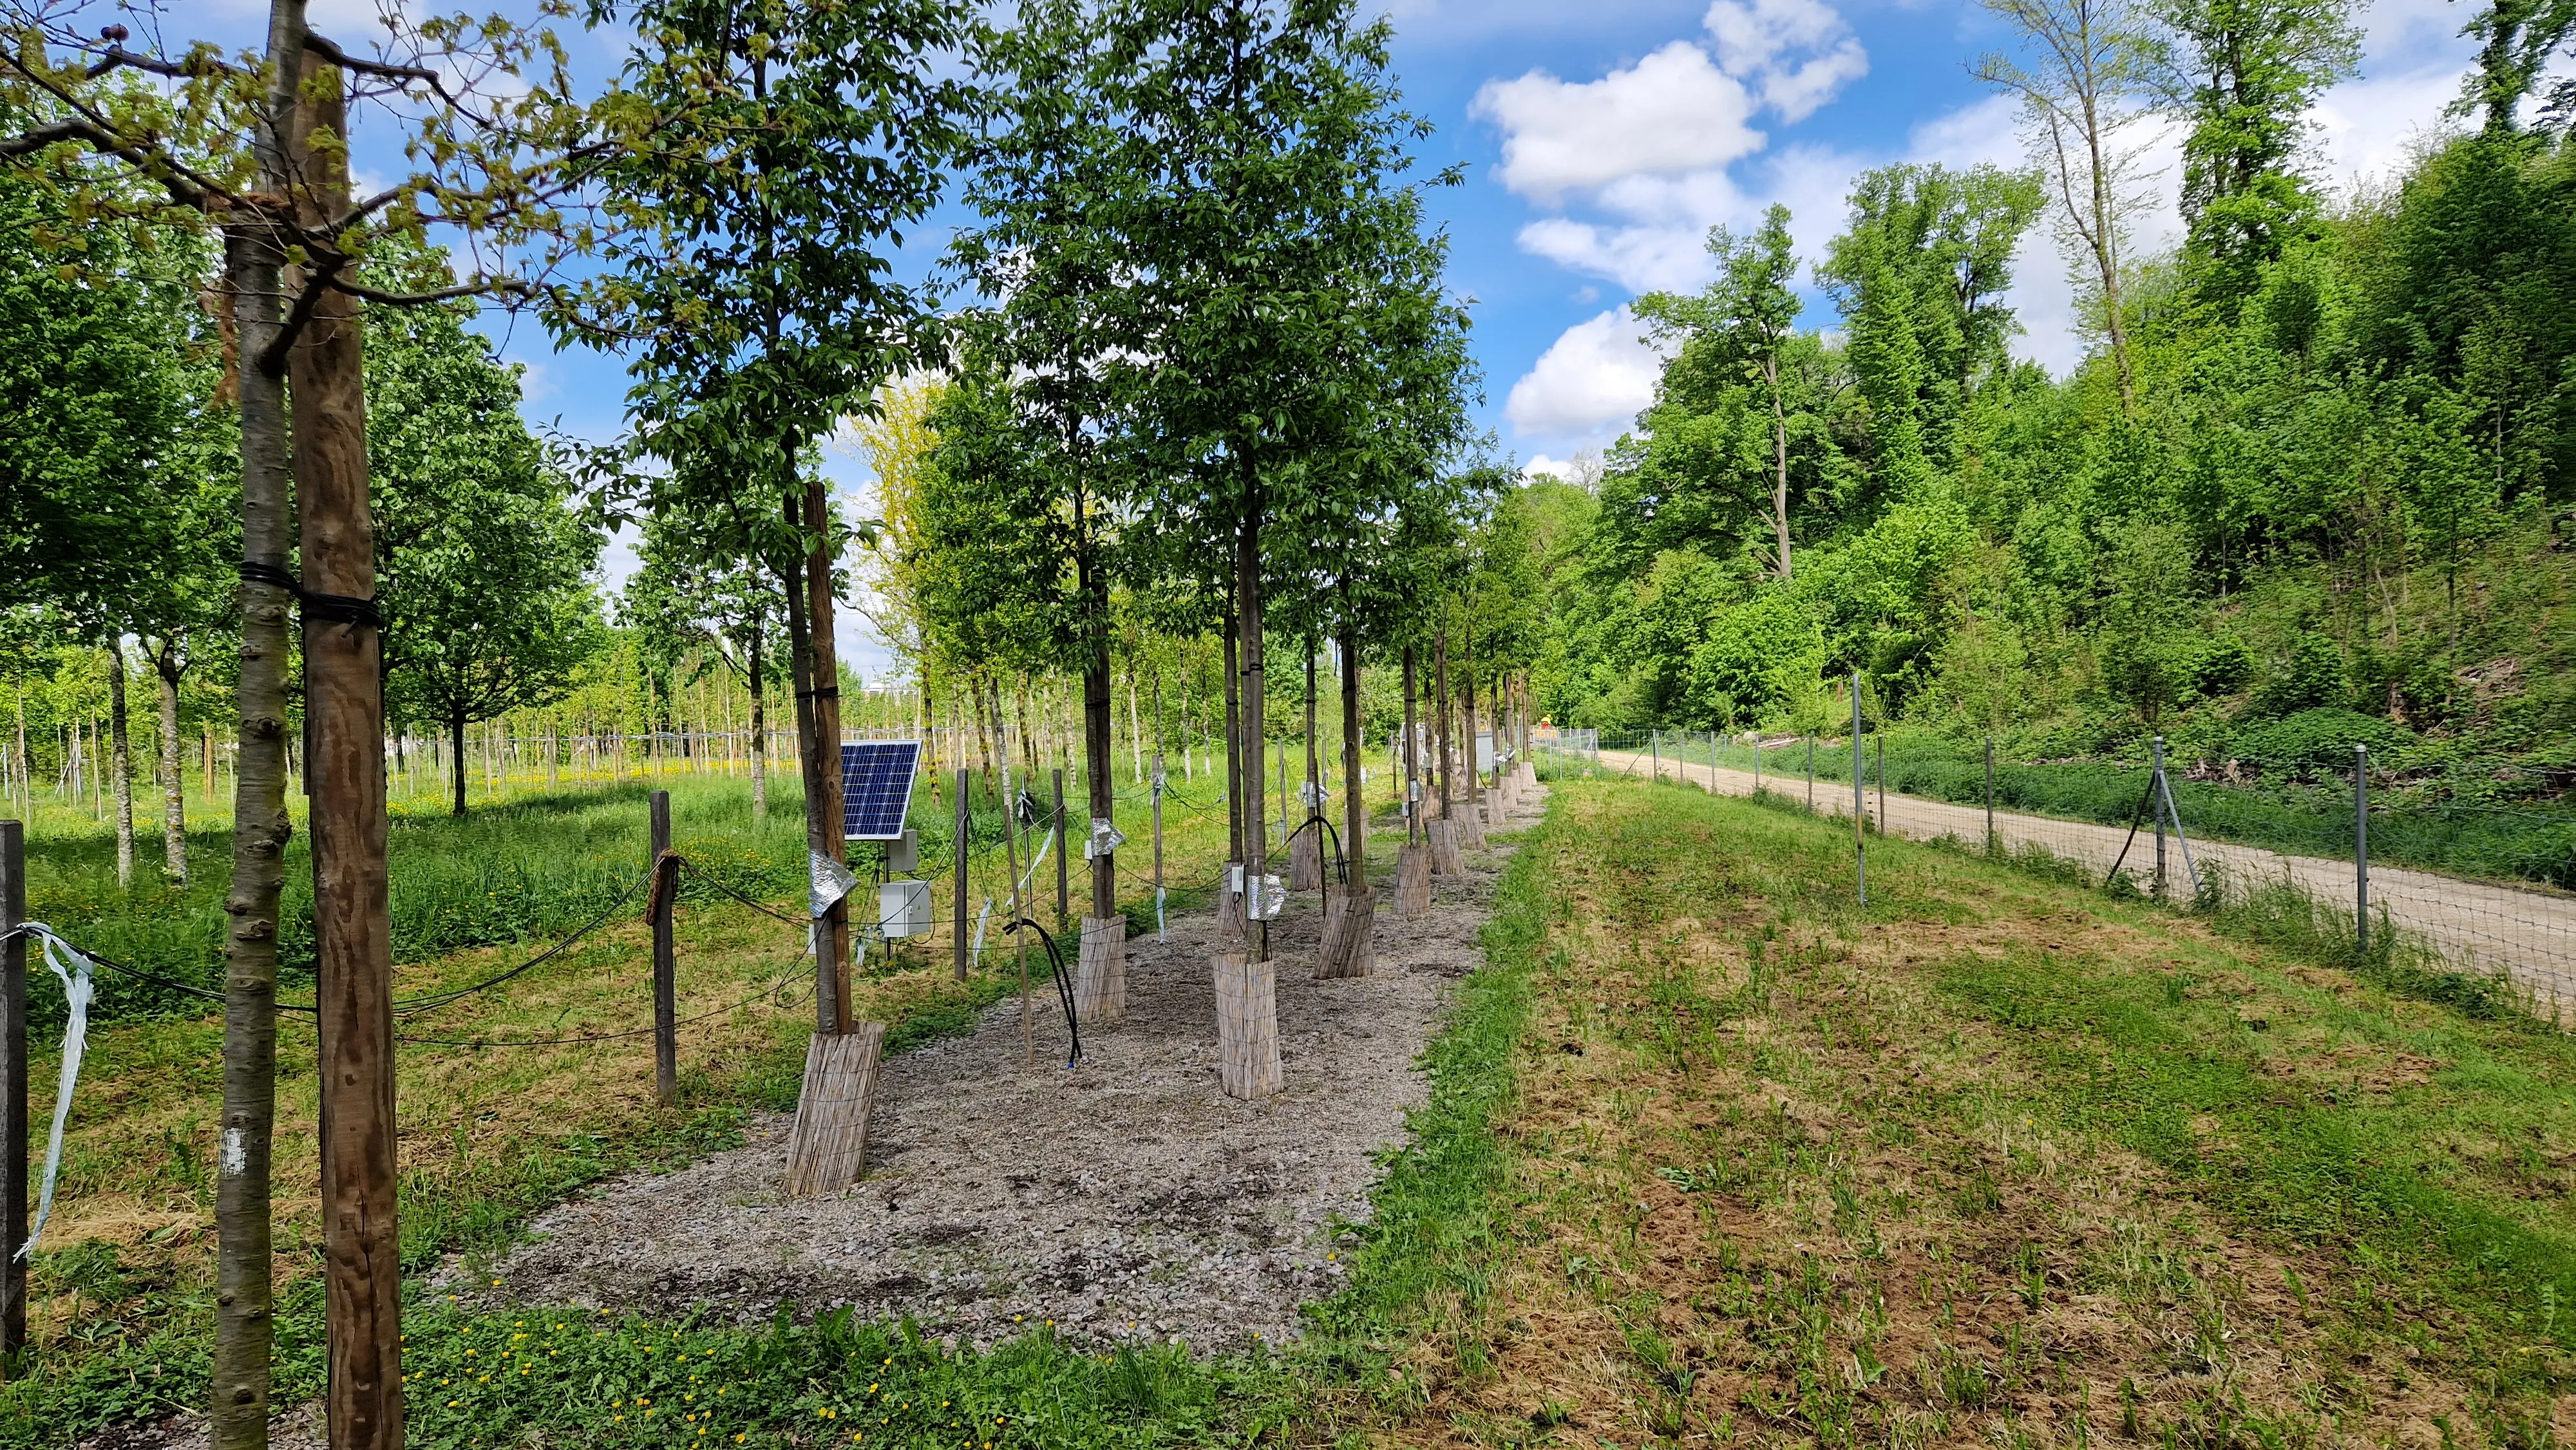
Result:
[1984, 737, 1996, 854]
[650, 790, 676, 1106]
[2150, 736, 2169, 902]
[1, 819, 24, 1366]
[2354, 745, 2371, 957]
[1852, 672, 1866, 905]
[1651, 730, 1659, 782]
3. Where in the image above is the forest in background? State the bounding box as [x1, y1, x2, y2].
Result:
[1530, 0, 2576, 812]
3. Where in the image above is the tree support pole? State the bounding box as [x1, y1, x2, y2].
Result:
[651, 791, 676, 1106]
[292, 52, 401, 1450]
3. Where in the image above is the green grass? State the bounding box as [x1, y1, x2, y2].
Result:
[1446, 773, 2576, 1447]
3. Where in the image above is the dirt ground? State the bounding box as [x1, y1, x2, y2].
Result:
[455, 789, 1542, 1356]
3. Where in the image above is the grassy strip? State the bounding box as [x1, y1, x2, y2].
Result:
[1390, 777, 2576, 1447]
[1299, 797, 1554, 1410]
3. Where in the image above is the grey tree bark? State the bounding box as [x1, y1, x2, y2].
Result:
[211, 10, 308, 1444]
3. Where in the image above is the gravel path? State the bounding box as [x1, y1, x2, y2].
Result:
[461, 789, 1544, 1355]
[1597, 746, 2576, 1002]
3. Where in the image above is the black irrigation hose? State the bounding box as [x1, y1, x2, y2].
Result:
[1001, 916, 1081, 1068]
[2101, 775, 2161, 889]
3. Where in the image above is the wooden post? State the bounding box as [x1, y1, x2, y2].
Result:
[650, 791, 676, 1106]
[1052, 767, 1068, 925]
[952, 769, 969, 982]
[1, 820, 24, 1369]
[289, 53, 401, 1450]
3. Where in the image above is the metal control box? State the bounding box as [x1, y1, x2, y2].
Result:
[878, 879, 932, 939]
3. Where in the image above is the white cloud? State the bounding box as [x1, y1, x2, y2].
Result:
[1472, 42, 1764, 203]
[1503, 307, 1672, 444]
[1703, 0, 1868, 121]
[2311, 64, 2467, 198]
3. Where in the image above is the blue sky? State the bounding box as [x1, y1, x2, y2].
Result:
[201, 0, 2485, 673]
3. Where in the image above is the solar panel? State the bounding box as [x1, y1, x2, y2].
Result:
[840, 740, 922, 842]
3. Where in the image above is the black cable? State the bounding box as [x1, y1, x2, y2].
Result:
[0, 924, 307, 1013]
[1001, 917, 1081, 1068]
[381, 862, 657, 1016]
[395, 968, 811, 1050]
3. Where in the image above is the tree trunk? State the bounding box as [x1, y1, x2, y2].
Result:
[1402, 642, 1419, 843]
[155, 645, 186, 882]
[109, 642, 134, 889]
[1077, 489, 1115, 919]
[802, 469, 851, 1036]
[1433, 627, 1452, 816]
[1768, 355, 1793, 579]
[1303, 642, 1318, 814]
[289, 52, 402, 1450]
[1236, 502, 1267, 961]
[1461, 619, 1479, 800]
[1340, 620, 1364, 886]
[213, 192, 297, 1450]
[748, 627, 767, 819]
[1222, 610, 1242, 864]
[448, 713, 466, 816]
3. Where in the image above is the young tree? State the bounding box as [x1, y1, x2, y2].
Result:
[626, 505, 789, 814]
[1113, 0, 1447, 965]
[2, 8, 649, 1442]
[952, 0, 1146, 920]
[1638, 205, 1806, 578]
[1975, 0, 2155, 410]
[2148, 0, 2360, 310]
[580, 0, 976, 1036]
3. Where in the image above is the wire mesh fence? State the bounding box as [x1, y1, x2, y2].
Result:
[1540, 726, 2576, 1015]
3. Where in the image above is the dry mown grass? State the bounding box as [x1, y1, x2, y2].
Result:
[1392, 779, 2576, 1450]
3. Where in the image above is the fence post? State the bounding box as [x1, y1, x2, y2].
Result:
[1651, 730, 1658, 782]
[952, 769, 969, 983]
[1, 819, 24, 1368]
[2150, 736, 2169, 903]
[650, 790, 676, 1107]
[1852, 672, 1866, 905]
[2354, 744, 2370, 957]
[1052, 768, 1068, 925]
[1806, 736, 1815, 811]
[1984, 737, 1996, 854]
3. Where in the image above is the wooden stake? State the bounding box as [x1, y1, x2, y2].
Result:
[1, 820, 25, 1369]
[290, 52, 401, 1450]
[650, 791, 676, 1106]
[952, 769, 969, 983]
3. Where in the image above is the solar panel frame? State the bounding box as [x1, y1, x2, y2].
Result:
[839, 740, 922, 842]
